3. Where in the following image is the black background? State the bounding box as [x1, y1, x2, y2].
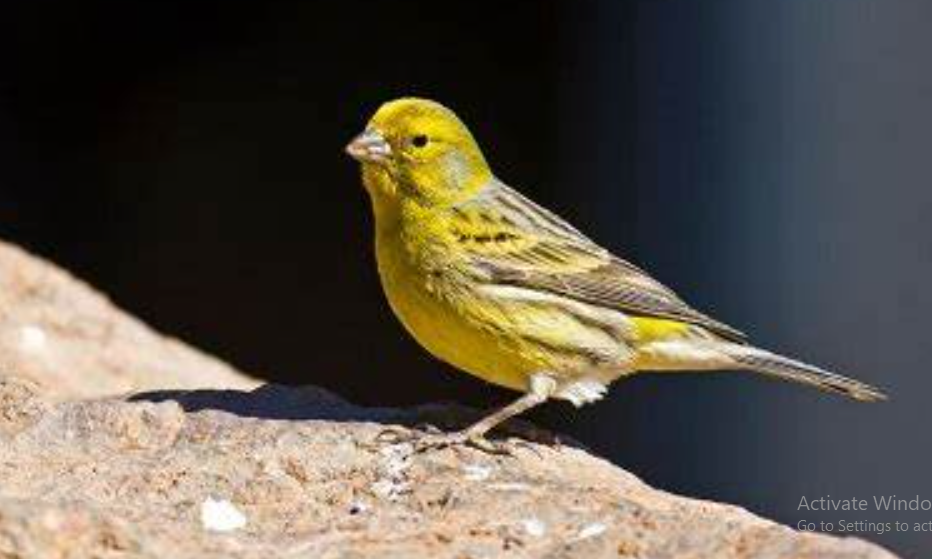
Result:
[1, 1, 929, 553]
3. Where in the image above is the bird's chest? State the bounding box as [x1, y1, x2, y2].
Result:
[376, 231, 466, 348]
[374, 229, 526, 390]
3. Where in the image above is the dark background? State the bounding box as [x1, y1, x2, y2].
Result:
[1, 1, 929, 554]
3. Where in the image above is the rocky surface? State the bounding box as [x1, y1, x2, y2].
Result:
[0, 378, 897, 559]
[0, 241, 899, 558]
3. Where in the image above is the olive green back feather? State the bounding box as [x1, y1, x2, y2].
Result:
[452, 180, 747, 342]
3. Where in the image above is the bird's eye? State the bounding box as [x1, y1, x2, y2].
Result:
[411, 134, 429, 148]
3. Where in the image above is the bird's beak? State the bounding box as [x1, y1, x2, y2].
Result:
[345, 128, 392, 164]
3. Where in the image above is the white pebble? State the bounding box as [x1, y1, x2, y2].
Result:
[576, 522, 607, 540]
[488, 482, 530, 492]
[463, 464, 492, 481]
[521, 517, 547, 537]
[200, 497, 247, 532]
[19, 325, 46, 352]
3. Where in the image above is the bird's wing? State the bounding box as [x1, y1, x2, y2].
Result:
[453, 181, 747, 342]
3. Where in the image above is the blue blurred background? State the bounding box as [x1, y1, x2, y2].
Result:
[0, 1, 928, 553]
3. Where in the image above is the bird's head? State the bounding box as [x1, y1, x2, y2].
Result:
[346, 98, 492, 207]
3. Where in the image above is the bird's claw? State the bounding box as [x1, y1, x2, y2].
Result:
[411, 430, 514, 456]
[374, 425, 418, 445]
[375, 422, 445, 444]
[374, 426, 516, 456]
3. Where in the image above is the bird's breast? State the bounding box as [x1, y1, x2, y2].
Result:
[373, 228, 530, 392]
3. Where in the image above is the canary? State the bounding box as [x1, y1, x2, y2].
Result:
[346, 97, 885, 452]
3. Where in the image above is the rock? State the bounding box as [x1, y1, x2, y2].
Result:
[0, 240, 899, 558]
[0, 378, 897, 559]
[0, 242, 258, 398]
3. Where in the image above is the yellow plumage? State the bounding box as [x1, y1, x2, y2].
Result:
[346, 97, 885, 452]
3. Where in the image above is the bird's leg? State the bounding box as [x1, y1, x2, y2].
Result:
[385, 374, 557, 454]
[457, 392, 545, 442]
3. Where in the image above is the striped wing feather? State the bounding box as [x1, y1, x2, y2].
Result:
[454, 181, 747, 343]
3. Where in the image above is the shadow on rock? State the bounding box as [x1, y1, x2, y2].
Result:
[130, 383, 567, 446]
[130, 383, 401, 422]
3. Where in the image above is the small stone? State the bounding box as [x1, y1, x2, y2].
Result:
[200, 498, 247, 533]
[576, 522, 607, 541]
[521, 517, 546, 538]
[18, 325, 47, 353]
[462, 464, 492, 481]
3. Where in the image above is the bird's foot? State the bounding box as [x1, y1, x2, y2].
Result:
[417, 429, 511, 455]
[375, 425, 514, 456]
[374, 423, 441, 444]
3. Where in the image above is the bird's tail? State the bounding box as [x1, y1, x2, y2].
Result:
[723, 345, 887, 402]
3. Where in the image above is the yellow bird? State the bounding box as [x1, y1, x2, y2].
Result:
[346, 97, 885, 452]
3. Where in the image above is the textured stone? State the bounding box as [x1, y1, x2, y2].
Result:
[0, 378, 898, 559]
